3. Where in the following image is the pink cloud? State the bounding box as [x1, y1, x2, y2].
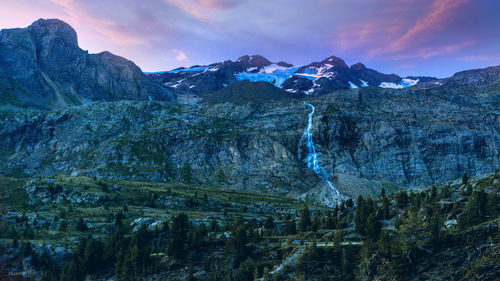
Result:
[172, 49, 188, 61]
[49, 0, 161, 45]
[332, 0, 473, 60]
[163, 0, 232, 24]
[386, 40, 475, 60]
[390, 0, 470, 52]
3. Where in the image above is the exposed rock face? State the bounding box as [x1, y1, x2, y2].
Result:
[1, 80, 498, 201]
[350, 62, 401, 86]
[235, 54, 272, 68]
[281, 76, 314, 93]
[203, 80, 303, 103]
[0, 19, 175, 109]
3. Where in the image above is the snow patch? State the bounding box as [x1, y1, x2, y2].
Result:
[294, 64, 336, 81]
[400, 78, 419, 87]
[379, 78, 419, 89]
[379, 82, 403, 89]
[204, 66, 220, 72]
[151, 66, 209, 74]
[348, 81, 358, 89]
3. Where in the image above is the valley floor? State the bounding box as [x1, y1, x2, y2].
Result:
[0, 172, 499, 280]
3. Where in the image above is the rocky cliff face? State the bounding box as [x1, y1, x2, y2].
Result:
[0, 19, 175, 110]
[1, 77, 498, 202]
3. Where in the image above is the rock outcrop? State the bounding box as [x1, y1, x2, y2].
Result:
[0, 19, 175, 110]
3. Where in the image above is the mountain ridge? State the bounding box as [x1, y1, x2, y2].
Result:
[0, 18, 176, 110]
[149, 54, 437, 97]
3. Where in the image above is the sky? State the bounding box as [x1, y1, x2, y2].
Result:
[0, 0, 499, 78]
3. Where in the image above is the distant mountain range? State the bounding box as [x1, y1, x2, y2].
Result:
[148, 54, 436, 96]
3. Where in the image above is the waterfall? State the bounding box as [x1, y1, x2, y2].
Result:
[299, 101, 346, 205]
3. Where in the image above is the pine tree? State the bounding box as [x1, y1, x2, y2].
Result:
[395, 190, 408, 209]
[377, 230, 391, 258]
[299, 206, 311, 232]
[325, 211, 336, 229]
[365, 213, 381, 241]
[312, 213, 321, 232]
[187, 263, 196, 281]
[76, 217, 88, 232]
[115, 211, 123, 227]
[216, 168, 227, 183]
[355, 195, 366, 234]
[334, 227, 343, 252]
[319, 265, 330, 281]
[169, 213, 189, 259]
[264, 216, 275, 231]
[181, 164, 194, 184]
[226, 222, 250, 266]
[346, 198, 354, 208]
[382, 195, 390, 220]
[428, 205, 442, 248]
[462, 173, 469, 185]
[283, 217, 297, 235]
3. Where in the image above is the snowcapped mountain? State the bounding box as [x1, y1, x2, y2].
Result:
[148, 55, 435, 96]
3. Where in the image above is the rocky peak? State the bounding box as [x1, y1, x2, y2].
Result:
[299, 55, 349, 71]
[235, 55, 250, 62]
[28, 18, 78, 47]
[276, 61, 293, 67]
[448, 65, 500, 86]
[350, 62, 366, 70]
[321, 55, 349, 68]
[236, 55, 272, 68]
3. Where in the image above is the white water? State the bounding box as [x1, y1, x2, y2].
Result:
[299, 101, 346, 205]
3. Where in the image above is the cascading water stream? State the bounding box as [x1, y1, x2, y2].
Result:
[299, 101, 346, 205]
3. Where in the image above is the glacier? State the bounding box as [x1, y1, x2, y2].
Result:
[235, 64, 299, 87]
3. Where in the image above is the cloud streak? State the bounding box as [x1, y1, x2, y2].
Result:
[172, 49, 187, 61]
[390, 0, 470, 52]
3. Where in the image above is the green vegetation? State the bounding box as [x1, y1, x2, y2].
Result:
[0, 172, 499, 280]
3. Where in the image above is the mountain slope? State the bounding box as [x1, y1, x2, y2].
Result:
[1, 73, 498, 203]
[203, 80, 303, 103]
[0, 19, 175, 110]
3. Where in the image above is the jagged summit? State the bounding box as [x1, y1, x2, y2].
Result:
[236, 54, 272, 68]
[276, 61, 293, 67]
[321, 55, 349, 68]
[28, 18, 78, 47]
[350, 62, 366, 70]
